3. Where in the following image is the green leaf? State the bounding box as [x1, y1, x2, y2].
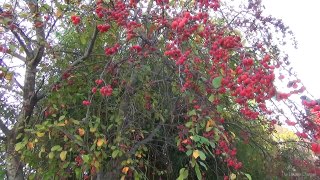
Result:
[199, 151, 206, 161]
[216, 105, 223, 113]
[244, 173, 252, 180]
[212, 76, 222, 89]
[82, 154, 90, 163]
[48, 152, 55, 159]
[208, 94, 214, 103]
[75, 168, 81, 178]
[209, 141, 216, 148]
[186, 150, 192, 156]
[185, 121, 193, 128]
[80, 36, 86, 45]
[112, 150, 119, 159]
[51, 145, 62, 152]
[182, 169, 189, 179]
[199, 161, 207, 170]
[187, 110, 196, 116]
[177, 168, 189, 180]
[191, 157, 196, 167]
[15, 142, 26, 151]
[15, 133, 23, 140]
[58, 115, 65, 121]
[195, 163, 202, 180]
[72, 119, 80, 125]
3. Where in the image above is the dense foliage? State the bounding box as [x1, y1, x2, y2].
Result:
[0, 0, 319, 179]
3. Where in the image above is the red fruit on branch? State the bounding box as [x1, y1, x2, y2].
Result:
[100, 85, 113, 96]
[97, 24, 110, 33]
[311, 143, 320, 155]
[95, 79, 103, 85]
[71, 15, 81, 25]
[82, 100, 91, 106]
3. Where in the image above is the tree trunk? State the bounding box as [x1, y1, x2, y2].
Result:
[6, 137, 24, 180]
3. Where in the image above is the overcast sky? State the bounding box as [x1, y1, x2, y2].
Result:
[263, 1, 320, 99]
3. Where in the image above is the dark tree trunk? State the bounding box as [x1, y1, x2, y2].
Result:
[6, 137, 24, 180]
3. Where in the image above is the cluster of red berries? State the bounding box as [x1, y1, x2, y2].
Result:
[71, 15, 81, 25]
[105, 44, 120, 56]
[97, 24, 110, 33]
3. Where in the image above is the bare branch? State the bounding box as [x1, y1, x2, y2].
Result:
[13, 76, 23, 90]
[45, 17, 58, 39]
[128, 124, 161, 155]
[7, 51, 26, 62]
[0, 118, 10, 136]
[14, 26, 32, 50]
[26, 1, 45, 67]
[11, 30, 32, 57]
[72, 26, 99, 67]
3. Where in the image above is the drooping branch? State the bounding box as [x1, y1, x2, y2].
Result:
[36, 26, 99, 102]
[128, 124, 161, 155]
[70, 26, 99, 67]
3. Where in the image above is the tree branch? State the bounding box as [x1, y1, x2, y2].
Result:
[0, 118, 10, 136]
[14, 25, 32, 50]
[11, 30, 32, 57]
[70, 26, 98, 67]
[37, 26, 99, 102]
[8, 51, 26, 62]
[128, 124, 161, 155]
[27, 2, 45, 67]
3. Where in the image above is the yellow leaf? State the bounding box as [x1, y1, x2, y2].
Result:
[97, 138, 104, 147]
[60, 151, 67, 161]
[48, 152, 54, 159]
[90, 127, 96, 133]
[135, 152, 142, 158]
[78, 128, 85, 136]
[27, 142, 34, 150]
[230, 69, 236, 76]
[230, 173, 236, 180]
[36, 132, 45, 137]
[206, 119, 216, 129]
[93, 160, 100, 169]
[56, 122, 65, 127]
[55, 9, 63, 18]
[230, 131, 236, 138]
[5, 73, 13, 81]
[122, 167, 129, 174]
[193, 150, 200, 159]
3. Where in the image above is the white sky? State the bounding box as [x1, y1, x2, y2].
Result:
[264, 1, 320, 99]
